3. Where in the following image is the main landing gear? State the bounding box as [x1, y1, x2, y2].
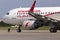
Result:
[49, 22, 57, 33]
[50, 27, 57, 33]
[17, 25, 21, 32]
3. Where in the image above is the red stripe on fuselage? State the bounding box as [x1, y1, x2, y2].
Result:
[18, 10, 40, 12]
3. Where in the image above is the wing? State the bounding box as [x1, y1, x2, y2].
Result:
[28, 0, 49, 21]
[28, 0, 60, 22]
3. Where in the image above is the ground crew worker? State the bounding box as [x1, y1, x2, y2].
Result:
[8, 27, 10, 32]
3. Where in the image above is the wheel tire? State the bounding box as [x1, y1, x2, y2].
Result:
[50, 28, 57, 33]
[17, 29, 21, 32]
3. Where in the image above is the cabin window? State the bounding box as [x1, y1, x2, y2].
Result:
[45, 12, 47, 14]
[40, 12, 44, 14]
[48, 12, 51, 14]
[51, 12, 54, 14]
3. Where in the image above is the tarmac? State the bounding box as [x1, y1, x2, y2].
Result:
[0, 30, 60, 40]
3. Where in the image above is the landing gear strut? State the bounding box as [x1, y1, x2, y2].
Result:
[49, 22, 57, 33]
[17, 25, 21, 32]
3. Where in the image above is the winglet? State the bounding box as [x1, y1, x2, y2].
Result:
[29, 0, 36, 12]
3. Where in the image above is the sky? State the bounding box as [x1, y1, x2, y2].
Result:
[0, 0, 60, 18]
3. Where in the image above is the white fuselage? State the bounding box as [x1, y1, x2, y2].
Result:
[3, 7, 60, 25]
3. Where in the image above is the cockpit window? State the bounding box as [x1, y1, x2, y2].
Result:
[6, 13, 9, 15]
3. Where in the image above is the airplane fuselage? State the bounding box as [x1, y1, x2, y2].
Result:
[3, 7, 60, 25]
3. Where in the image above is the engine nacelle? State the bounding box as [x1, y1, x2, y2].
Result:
[23, 20, 42, 30]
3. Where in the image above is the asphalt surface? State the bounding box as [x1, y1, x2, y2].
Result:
[0, 30, 60, 40]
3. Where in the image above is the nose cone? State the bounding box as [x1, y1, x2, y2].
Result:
[2, 14, 21, 25]
[2, 15, 9, 24]
[2, 12, 10, 23]
[3, 15, 14, 25]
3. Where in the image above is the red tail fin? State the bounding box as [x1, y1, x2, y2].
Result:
[29, 0, 36, 12]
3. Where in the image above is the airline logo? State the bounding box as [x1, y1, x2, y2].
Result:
[25, 22, 30, 27]
[17, 10, 40, 17]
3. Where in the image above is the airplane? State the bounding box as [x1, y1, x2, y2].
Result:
[2, 0, 60, 33]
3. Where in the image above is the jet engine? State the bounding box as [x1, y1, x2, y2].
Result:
[23, 20, 43, 30]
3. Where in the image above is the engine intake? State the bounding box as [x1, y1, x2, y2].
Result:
[23, 20, 43, 30]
